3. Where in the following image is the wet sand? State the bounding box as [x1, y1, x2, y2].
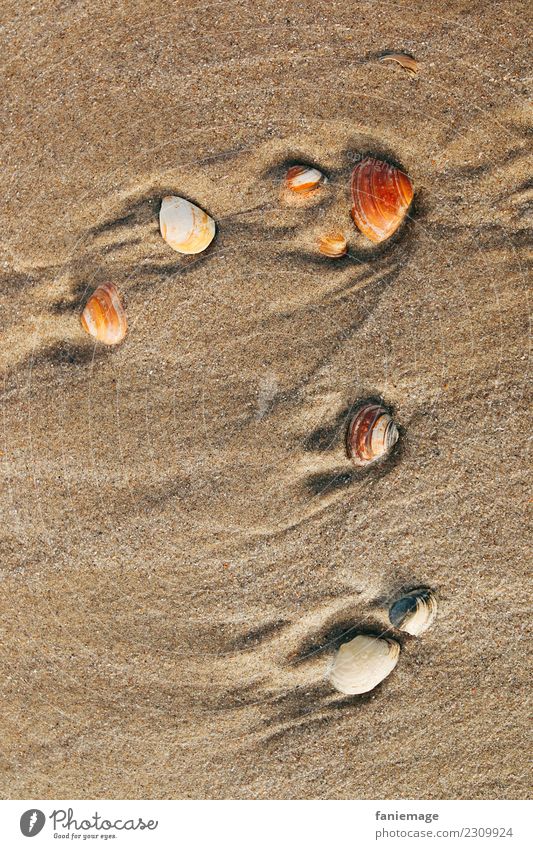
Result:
[0, 0, 530, 798]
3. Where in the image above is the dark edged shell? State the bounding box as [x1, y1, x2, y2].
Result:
[350, 156, 414, 243]
[81, 283, 127, 346]
[389, 589, 437, 636]
[346, 402, 399, 466]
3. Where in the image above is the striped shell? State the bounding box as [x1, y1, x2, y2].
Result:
[81, 283, 127, 346]
[346, 402, 399, 466]
[318, 232, 348, 258]
[285, 165, 325, 195]
[389, 589, 437, 636]
[330, 635, 400, 695]
[350, 156, 413, 243]
[159, 196, 215, 255]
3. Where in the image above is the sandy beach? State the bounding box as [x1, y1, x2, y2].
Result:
[0, 0, 530, 799]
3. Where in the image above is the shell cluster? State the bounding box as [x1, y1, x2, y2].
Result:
[329, 589, 438, 696]
[389, 589, 437, 636]
[159, 195, 216, 255]
[330, 635, 400, 695]
[351, 156, 414, 243]
[81, 283, 127, 346]
[346, 402, 399, 466]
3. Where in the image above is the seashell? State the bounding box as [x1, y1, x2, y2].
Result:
[285, 165, 325, 195]
[380, 53, 419, 75]
[159, 196, 215, 255]
[346, 402, 399, 466]
[330, 634, 400, 695]
[318, 232, 348, 258]
[81, 283, 127, 345]
[389, 589, 437, 636]
[350, 156, 414, 243]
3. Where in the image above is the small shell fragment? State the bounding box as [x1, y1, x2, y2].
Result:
[330, 635, 400, 695]
[346, 402, 399, 466]
[380, 53, 419, 75]
[81, 283, 127, 346]
[350, 156, 414, 243]
[318, 232, 348, 258]
[389, 589, 437, 636]
[159, 196, 215, 255]
[285, 165, 325, 195]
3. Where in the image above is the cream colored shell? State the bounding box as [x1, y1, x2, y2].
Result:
[330, 634, 400, 695]
[159, 196, 215, 254]
[389, 590, 437, 636]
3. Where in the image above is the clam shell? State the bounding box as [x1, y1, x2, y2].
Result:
[389, 589, 437, 636]
[350, 156, 413, 243]
[285, 165, 325, 195]
[346, 402, 399, 466]
[318, 232, 348, 258]
[81, 283, 127, 345]
[330, 635, 400, 695]
[159, 196, 215, 254]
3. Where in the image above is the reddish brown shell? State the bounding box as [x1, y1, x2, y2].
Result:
[346, 402, 399, 466]
[350, 157, 413, 243]
[81, 283, 127, 345]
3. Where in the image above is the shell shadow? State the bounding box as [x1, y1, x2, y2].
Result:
[290, 616, 407, 668]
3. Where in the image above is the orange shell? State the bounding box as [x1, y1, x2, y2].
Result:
[285, 165, 324, 194]
[81, 283, 127, 345]
[350, 157, 413, 243]
[318, 232, 348, 258]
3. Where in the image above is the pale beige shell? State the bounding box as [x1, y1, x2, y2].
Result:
[330, 635, 400, 695]
[159, 196, 215, 254]
[318, 232, 348, 258]
[285, 165, 325, 195]
[389, 589, 437, 636]
[81, 283, 127, 346]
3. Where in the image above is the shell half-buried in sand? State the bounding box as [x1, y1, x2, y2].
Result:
[81, 282, 127, 345]
[159, 195, 216, 255]
[350, 156, 413, 243]
[330, 635, 400, 695]
[285, 164, 325, 195]
[389, 589, 437, 636]
[346, 402, 399, 466]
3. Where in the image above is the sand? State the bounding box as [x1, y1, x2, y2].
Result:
[0, 0, 530, 799]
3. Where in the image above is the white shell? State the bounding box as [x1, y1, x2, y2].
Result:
[159, 196, 215, 254]
[330, 635, 400, 695]
[389, 589, 437, 636]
